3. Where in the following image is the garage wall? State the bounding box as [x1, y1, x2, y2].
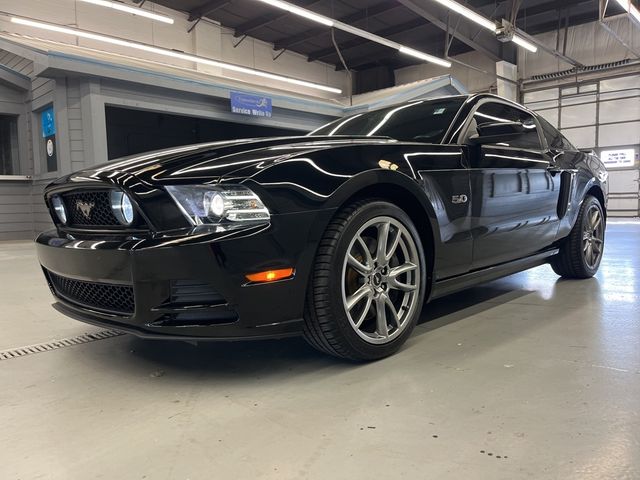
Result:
[394, 17, 639, 95]
[0, 77, 33, 240]
[0, 0, 347, 98]
[0, 180, 33, 241]
[523, 74, 640, 147]
[523, 73, 640, 217]
[516, 19, 639, 217]
[0, 51, 33, 77]
[518, 16, 640, 80]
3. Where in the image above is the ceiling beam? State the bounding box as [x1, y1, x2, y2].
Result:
[396, 0, 515, 62]
[234, 0, 321, 37]
[272, 0, 400, 51]
[188, 0, 232, 21]
[308, 18, 429, 62]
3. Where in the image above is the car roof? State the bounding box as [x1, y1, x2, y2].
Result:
[413, 92, 536, 116]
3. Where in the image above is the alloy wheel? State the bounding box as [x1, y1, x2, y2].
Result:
[341, 216, 421, 345]
[582, 204, 604, 269]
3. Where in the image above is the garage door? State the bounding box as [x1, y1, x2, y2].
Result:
[105, 106, 297, 160]
[523, 74, 640, 217]
[607, 169, 640, 217]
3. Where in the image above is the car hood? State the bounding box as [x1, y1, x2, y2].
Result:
[60, 136, 399, 186]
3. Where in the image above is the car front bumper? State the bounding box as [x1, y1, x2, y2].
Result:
[36, 210, 334, 340]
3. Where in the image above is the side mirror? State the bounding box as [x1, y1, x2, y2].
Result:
[468, 121, 531, 145]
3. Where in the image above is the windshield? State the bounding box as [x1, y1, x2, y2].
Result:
[309, 97, 465, 143]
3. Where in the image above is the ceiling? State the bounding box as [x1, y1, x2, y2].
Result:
[146, 0, 626, 73]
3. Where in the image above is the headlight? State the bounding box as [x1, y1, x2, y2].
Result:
[110, 190, 135, 225]
[51, 195, 67, 224]
[166, 185, 270, 225]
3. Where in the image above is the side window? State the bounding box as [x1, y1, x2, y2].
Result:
[538, 115, 576, 151]
[464, 102, 542, 150]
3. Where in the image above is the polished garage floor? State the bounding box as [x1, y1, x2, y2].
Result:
[1, 220, 638, 480]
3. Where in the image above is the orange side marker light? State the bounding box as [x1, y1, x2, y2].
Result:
[246, 268, 295, 283]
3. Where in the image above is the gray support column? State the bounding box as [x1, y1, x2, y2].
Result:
[496, 60, 518, 101]
[80, 79, 108, 166]
[53, 78, 72, 175]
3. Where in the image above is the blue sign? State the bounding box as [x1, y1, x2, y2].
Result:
[41, 106, 56, 138]
[230, 91, 272, 118]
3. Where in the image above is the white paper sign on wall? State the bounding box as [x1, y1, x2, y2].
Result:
[600, 148, 637, 168]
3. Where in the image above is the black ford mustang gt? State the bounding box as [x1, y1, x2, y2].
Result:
[36, 93, 608, 360]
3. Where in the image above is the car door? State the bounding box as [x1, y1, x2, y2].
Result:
[404, 147, 472, 280]
[461, 100, 561, 270]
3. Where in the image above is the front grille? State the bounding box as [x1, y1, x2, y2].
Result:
[61, 190, 121, 227]
[47, 270, 135, 315]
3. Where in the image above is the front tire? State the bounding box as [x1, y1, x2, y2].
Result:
[551, 194, 605, 278]
[303, 200, 427, 361]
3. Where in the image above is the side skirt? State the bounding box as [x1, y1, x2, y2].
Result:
[429, 248, 560, 300]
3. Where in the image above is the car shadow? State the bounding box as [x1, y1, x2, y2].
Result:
[74, 263, 600, 382]
[418, 283, 529, 329]
[102, 279, 537, 377]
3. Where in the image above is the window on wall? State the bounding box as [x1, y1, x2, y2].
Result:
[0, 115, 19, 175]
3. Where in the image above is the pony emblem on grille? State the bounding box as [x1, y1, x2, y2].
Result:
[76, 200, 95, 219]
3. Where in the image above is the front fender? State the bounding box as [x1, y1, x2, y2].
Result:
[557, 172, 607, 240]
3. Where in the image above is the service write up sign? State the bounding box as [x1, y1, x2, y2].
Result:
[230, 91, 272, 118]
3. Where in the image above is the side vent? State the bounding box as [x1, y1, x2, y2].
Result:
[557, 171, 573, 219]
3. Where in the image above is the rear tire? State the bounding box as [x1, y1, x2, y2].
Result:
[551, 195, 605, 279]
[303, 200, 426, 361]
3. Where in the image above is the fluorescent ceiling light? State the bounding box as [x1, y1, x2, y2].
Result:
[255, 0, 334, 26]
[431, 0, 495, 31]
[10, 17, 341, 94]
[511, 34, 538, 53]
[399, 47, 452, 67]
[338, 23, 398, 50]
[79, 0, 174, 24]
[429, 0, 539, 54]
[613, 0, 640, 23]
[252, 0, 451, 68]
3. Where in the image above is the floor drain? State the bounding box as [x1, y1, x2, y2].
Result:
[0, 330, 124, 361]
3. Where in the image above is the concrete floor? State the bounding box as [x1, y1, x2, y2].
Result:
[1, 221, 639, 480]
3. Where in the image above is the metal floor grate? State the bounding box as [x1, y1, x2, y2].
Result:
[0, 330, 124, 361]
